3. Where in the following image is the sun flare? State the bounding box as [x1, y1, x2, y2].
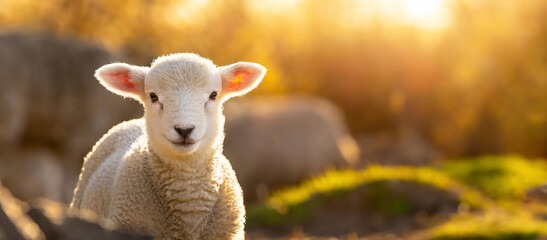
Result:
[399, 0, 449, 29]
[368, 0, 450, 30]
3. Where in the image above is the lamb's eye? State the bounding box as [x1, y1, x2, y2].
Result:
[150, 93, 158, 102]
[209, 91, 217, 100]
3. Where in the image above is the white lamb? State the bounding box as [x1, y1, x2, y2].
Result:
[70, 53, 266, 239]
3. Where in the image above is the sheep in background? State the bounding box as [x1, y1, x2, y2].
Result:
[0, 149, 64, 202]
[223, 96, 360, 202]
[0, 33, 142, 203]
[71, 53, 266, 239]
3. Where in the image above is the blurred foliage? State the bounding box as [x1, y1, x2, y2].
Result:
[247, 156, 547, 239]
[0, 0, 545, 158]
[364, 181, 414, 216]
[431, 209, 547, 240]
[442, 155, 547, 199]
[247, 164, 489, 227]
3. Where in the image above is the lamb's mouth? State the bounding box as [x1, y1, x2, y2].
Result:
[171, 140, 198, 147]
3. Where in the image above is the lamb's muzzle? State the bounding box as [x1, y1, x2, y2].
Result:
[174, 125, 195, 140]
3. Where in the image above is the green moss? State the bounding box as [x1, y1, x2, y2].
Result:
[247, 165, 489, 227]
[441, 155, 547, 199]
[363, 181, 414, 216]
[247, 156, 547, 238]
[247, 194, 325, 228]
[431, 209, 547, 240]
[435, 233, 539, 240]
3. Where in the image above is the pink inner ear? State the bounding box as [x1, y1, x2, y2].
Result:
[108, 71, 135, 90]
[227, 69, 252, 91]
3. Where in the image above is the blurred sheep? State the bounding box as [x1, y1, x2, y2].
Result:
[0, 33, 142, 203]
[223, 96, 360, 202]
[0, 149, 64, 202]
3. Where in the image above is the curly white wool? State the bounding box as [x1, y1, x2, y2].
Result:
[70, 53, 266, 239]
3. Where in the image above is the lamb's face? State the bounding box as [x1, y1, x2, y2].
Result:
[94, 53, 266, 158]
[143, 58, 221, 156]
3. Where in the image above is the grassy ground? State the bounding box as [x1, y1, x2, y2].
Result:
[246, 156, 547, 239]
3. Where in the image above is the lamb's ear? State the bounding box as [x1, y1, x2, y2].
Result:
[94, 63, 149, 100]
[219, 62, 266, 100]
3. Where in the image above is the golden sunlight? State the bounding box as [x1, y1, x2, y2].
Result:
[246, 0, 449, 31]
[399, 0, 449, 29]
[354, 0, 450, 30]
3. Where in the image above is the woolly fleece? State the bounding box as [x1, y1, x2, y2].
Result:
[71, 53, 266, 239]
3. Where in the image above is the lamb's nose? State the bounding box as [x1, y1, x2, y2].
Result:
[174, 126, 195, 139]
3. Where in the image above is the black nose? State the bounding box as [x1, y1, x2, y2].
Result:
[174, 126, 195, 139]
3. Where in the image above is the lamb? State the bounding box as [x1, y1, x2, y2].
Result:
[70, 53, 266, 239]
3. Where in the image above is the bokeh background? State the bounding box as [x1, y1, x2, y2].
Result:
[0, 0, 546, 239]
